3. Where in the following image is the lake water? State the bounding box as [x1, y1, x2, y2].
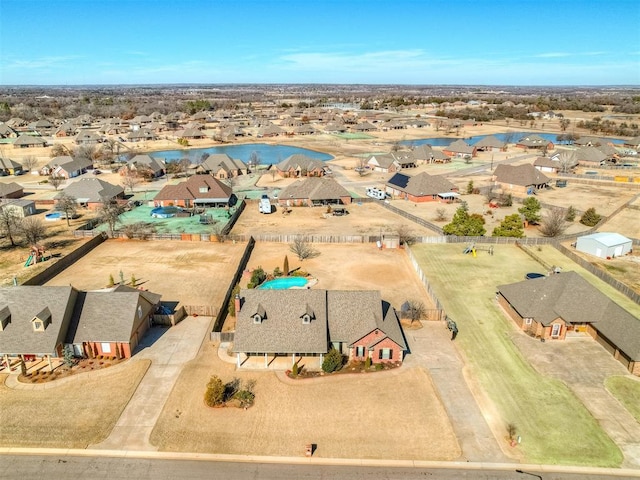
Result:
[400, 132, 625, 147]
[149, 143, 334, 164]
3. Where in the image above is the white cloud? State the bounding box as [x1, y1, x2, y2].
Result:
[4, 55, 82, 69]
[533, 52, 571, 58]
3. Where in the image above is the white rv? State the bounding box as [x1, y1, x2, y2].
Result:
[366, 187, 387, 200]
[259, 194, 272, 214]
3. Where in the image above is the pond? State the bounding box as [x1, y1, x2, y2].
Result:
[148, 143, 333, 164]
[400, 132, 625, 147]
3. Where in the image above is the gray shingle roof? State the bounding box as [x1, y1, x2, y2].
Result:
[279, 177, 351, 201]
[128, 154, 165, 174]
[0, 182, 23, 198]
[386, 172, 457, 197]
[59, 178, 124, 203]
[498, 272, 640, 359]
[0, 286, 77, 355]
[493, 163, 550, 186]
[234, 289, 406, 354]
[276, 154, 325, 172]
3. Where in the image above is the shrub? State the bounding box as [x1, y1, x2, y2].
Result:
[580, 207, 602, 227]
[108, 274, 115, 287]
[291, 362, 299, 377]
[565, 205, 577, 222]
[249, 266, 266, 287]
[291, 269, 309, 277]
[204, 375, 225, 407]
[273, 266, 283, 277]
[322, 348, 344, 373]
[375, 363, 384, 371]
[365, 357, 371, 369]
[227, 284, 241, 317]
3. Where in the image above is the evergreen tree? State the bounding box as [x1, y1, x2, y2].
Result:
[443, 206, 486, 236]
[580, 207, 602, 226]
[492, 214, 525, 237]
[518, 197, 542, 224]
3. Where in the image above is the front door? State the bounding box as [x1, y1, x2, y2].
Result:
[551, 324, 561, 338]
[73, 344, 84, 357]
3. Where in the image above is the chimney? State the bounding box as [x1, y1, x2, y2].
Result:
[234, 294, 242, 316]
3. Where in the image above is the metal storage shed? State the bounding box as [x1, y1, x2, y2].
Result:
[575, 232, 632, 259]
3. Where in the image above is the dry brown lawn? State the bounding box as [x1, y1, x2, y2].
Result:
[231, 201, 438, 238]
[150, 344, 459, 460]
[44, 239, 247, 306]
[237, 242, 432, 313]
[0, 360, 149, 448]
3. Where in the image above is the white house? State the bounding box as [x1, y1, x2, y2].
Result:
[576, 232, 633, 259]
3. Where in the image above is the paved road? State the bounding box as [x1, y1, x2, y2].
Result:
[0, 454, 635, 480]
[404, 322, 512, 463]
[91, 315, 211, 451]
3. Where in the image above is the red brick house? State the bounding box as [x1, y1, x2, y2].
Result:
[278, 177, 352, 207]
[0, 286, 161, 370]
[497, 272, 640, 375]
[385, 172, 458, 203]
[443, 139, 477, 158]
[233, 289, 406, 369]
[153, 175, 233, 208]
[492, 163, 550, 195]
[275, 154, 327, 178]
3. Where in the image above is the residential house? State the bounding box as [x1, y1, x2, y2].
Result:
[153, 174, 233, 208]
[0, 157, 23, 175]
[278, 177, 352, 207]
[350, 121, 377, 132]
[124, 154, 165, 178]
[13, 134, 47, 148]
[385, 172, 458, 203]
[233, 289, 407, 368]
[497, 272, 640, 375]
[177, 128, 206, 139]
[533, 156, 561, 174]
[275, 154, 327, 178]
[623, 136, 640, 151]
[54, 122, 77, 137]
[74, 131, 104, 145]
[515, 134, 554, 151]
[443, 139, 477, 158]
[0, 199, 36, 218]
[492, 163, 550, 195]
[127, 128, 157, 142]
[28, 119, 55, 135]
[195, 154, 248, 179]
[366, 153, 400, 173]
[474, 135, 506, 152]
[42, 156, 93, 178]
[574, 136, 605, 147]
[575, 146, 608, 167]
[0, 286, 161, 367]
[0, 182, 24, 199]
[575, 232, 632, 259]
[0, 123, 17, 139]
[57, 178, 125, 209]
[256, 124, 285, 137]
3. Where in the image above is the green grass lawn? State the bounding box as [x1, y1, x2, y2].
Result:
[605, 376, 640, 423]
[410, 244, 622, 467]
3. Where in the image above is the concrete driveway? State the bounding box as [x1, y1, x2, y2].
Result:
[404, 321, 514, 463]
[511, 333, 640, 469]
[92, 315, 212, 451]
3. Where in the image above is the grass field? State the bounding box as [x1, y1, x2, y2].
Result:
[605, 376, 640, 423]
[410, 244, 622, 467]
[0, 360, 149, 448]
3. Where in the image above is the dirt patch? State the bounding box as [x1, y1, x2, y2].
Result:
[150, 344, 460, 460]
[44, 239, 247, 307]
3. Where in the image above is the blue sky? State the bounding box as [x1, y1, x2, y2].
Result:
[1, 0, 639, 86]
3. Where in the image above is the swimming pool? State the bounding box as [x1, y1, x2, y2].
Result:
[258, 277, 308, 289]
[45, 212, 61, 221]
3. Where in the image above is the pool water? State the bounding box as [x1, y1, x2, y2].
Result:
[258, 277, 308, 289]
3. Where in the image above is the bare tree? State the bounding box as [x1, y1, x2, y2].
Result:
[0, 208, 21, 246]
[248, 151, 261, 170]
[55, 192, 78, 226]
[396, 224, 416, 246]
[539, 208, 568, 237]
[289, 236, 320, 261]
[21, 216, 46, 246]
[21, 155, 38, 174]
[557, 150, 577, 173]
[49, 144, 67, 157]
[98, 198, 124, 237]
[121, 168, 140, 193]
[355, 157, 368, 176]
[434, 208, 447, 221]
[404, 299, 426, 324]
[48, 175, 65, 190]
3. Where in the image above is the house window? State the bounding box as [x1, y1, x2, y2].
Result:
[356, 346, 364, 358]
[524, 318, 532, 325]
[379, 348, 392, 360]
[253, 314, 262, 324]
[551, 324, 561, 338]
[101, 342, 112, 354]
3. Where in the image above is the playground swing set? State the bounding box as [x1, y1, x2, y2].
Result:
[462, 243, 494, 257]
[24, 244, 50, 267]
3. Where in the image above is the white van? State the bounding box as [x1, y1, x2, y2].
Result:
[259, 194, 272, 214]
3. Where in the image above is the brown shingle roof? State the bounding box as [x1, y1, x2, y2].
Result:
[493, 163, 550, 187]
[154, 175, 232, 202]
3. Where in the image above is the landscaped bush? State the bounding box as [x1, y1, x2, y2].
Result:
[291, 269, 309, 277]
[204, 375, 225, 407]
[322, 348, 344, 373]
[580, 207, 602, 227]
[249, 266, 266, 287]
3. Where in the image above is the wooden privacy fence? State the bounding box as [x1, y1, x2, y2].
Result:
[404, 247, 446, 318]
[153, 305, 187, 326]
[183, 305, 218, 317]
[210, 332, 235, 342]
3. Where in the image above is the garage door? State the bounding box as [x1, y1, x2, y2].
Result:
[595, 333, 616, 356]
